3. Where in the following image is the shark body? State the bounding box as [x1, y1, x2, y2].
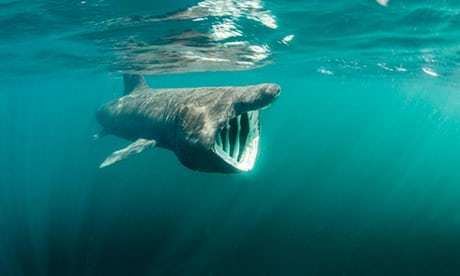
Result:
[97, 74, 280, 173]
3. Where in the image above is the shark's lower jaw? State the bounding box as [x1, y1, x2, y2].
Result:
[212, 111, 260, 172]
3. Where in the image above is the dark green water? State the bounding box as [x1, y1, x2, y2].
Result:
[2, 0, 460, 275]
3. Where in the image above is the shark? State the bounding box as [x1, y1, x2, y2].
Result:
[96, 74, 281, 173]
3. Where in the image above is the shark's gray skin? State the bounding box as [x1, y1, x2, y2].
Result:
[96, 74, 281, 173]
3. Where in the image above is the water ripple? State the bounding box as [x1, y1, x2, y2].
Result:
[0, 0, 459, 79]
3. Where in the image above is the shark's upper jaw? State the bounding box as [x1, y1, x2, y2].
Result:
[212, 110, 260, 172]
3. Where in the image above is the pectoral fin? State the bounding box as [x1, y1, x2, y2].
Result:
[100, 138, 156, 168]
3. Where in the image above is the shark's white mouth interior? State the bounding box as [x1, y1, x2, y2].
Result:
[213, 111, 260, 171]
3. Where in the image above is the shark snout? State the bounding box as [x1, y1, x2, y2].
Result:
[259, 83, 281, 107]
[233, 83, 281, 114]
[262, 83, 281, 99]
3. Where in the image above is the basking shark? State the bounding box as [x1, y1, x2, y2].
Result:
[96, 74, 281, 173]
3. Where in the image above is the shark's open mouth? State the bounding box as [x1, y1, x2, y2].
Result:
[213, 111, 260, 171]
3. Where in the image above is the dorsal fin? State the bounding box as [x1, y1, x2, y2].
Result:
[123, 74, 148, 95]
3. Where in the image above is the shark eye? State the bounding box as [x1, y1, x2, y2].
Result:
[213, 111, 260, 171]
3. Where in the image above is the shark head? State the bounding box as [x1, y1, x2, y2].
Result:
[174, 83, 280, 173]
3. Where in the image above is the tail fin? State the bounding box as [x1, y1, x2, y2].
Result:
[123, 74, 148, 95]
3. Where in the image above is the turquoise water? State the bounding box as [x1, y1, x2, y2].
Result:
[2, 0, 460, 275]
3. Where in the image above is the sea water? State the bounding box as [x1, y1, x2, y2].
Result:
[1, 0, 460, 275]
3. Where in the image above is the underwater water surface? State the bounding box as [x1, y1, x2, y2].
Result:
[2, 0, 460, 275]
